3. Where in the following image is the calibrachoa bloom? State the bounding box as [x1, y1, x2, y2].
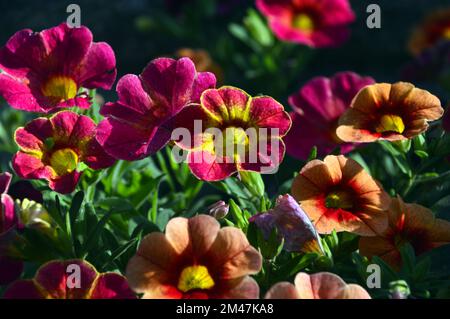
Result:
[173, 86, 291, 181]
[265, 272, 371, 299]
[4, 259, 136, 299]
[13, 111, 115, 194]
[0, 23, 116, 113]
[96, 57, 216, 161]
[126, 215, 262, 299]
[0, 173, 16, 240]
[408, 8, 450, 56]
[250, 194, 323, 254]
[291, 155, 390, 235]
[256, 0, 355, 48]
[285, 72, 375, 160]
[336, 82, 444, 143]
[359, 196, 450, 269]
[0, 172, 23, 286]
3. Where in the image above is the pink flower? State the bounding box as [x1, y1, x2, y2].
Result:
[265, 272, 371, 299]
[0, 23, 116, 113]
[12, 111, 115, 194]
[285, 72, 375, 160]
[4, 259, 136, 299]
[0, 172, 23, 285]
[96, 57, 216, 161]
[172, 86, 291, 181]
[256, 0, 355, 48]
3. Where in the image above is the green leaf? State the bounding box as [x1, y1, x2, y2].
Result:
[243, 9, 273, 47]
[307, 146, 317, 161]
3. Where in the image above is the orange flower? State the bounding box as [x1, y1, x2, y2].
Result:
[359, 196, 450, 269]
[126, 215, 262, 299]
[336, 82, 443, 143]
[176, 48, 223, 84]
[265, 272, 371, 299]
[409, 8, 450, 55]
[291, 155, 390, 236]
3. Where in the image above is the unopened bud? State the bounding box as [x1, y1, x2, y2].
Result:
[207, 201, 229, 220]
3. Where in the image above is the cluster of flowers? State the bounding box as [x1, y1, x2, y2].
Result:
[1, 0, 450, 299]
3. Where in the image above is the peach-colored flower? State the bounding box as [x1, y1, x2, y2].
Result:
[359, 196, 450, 270]
[291, 155, 390, 236]
[265, 272, 371, 299]
[336, 82, 444, 143]
[126, 215, 262, 299]
[409, 8, 450, 56]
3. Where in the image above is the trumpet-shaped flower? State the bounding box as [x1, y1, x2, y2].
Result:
[291, 155, 390, 236]
[4, 259, 136, 299]
[172, 86, 291, 181]
[96, 57, 216, 161]
[126, 215, 262, 299]
[285, 72, 374, 159]
[409, 8, 450, 55]
[336, 82, 444, 143]
[13, 111, 115, 194]
[265, 272, 371, 299]
[0, 173, 16, 240]
[250, 194, 323, 254]
[256, 0, 355, 48]
[0, 23, 116, 113]
[0, 172, 23, 285]
[359, 196, 450, 269]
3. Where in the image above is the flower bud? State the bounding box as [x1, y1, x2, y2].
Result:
[207, 201, 229, 220]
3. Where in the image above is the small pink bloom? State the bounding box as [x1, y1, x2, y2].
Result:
[0, 172, 23, 286]
[12, 111, 115, 194]
[0, 23, 116, 113]
[4, 259, 136, 299]
[0, 172, 16, 238]
[173, 86, 291, 181]
[96, 57, 216, 160]
[285, 72, 374, 160]
[256, 0, 355, 48]
[265, 272, 371, 299]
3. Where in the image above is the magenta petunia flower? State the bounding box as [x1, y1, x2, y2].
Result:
[0, 172, 23, 286]
[12, 111, 115, 194]
[96, 57, 216, 161]
[285, 72, 375, 160]
[4, 259, 136, 299]
[0, 172, 16, 239]
[256, 0, 355, 48]
[0, 23, 116, 113]
[172, 86, 291, 181]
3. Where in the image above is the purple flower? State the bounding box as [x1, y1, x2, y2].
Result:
[250, 194, 323, 254]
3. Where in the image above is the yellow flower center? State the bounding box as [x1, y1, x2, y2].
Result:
[177, 265, 215, 293]
[292, 13, 315, 32]
[215, 127, 250, 158]
[50, 148, 79, 176]
[375, 114, 405, 134]
[325, 191, 353, 209]
[42, 76, 78, 102]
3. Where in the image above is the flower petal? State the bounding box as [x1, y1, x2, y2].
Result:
[90, 273, 136, 299]
[265, 282, 299, 299]
[208, 227, 262, 279]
